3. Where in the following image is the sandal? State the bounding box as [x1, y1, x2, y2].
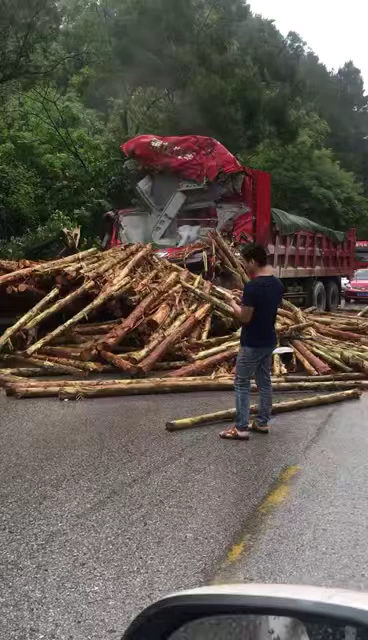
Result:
[219, 426, 250, 440]
[249, 422, 269, 434]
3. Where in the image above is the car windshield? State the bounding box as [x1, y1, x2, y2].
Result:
[354, 270, 368, 280]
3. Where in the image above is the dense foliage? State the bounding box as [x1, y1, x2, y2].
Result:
[1, 0, 368, 257]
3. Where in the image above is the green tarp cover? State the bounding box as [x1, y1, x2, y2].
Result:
[271, 208, 345, 243]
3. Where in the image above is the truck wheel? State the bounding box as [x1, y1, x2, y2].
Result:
[309, 280, 326, 311]
[326, 281, 340, 311]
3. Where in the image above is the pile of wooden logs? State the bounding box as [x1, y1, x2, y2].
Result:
[0, 232, 367, 403]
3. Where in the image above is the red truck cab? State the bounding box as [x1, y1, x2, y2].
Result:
[104, 135, 356, 310]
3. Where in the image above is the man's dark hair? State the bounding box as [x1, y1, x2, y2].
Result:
[240, 243, 268, 266]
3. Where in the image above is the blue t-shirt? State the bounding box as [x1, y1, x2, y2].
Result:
[241, 276, 284, 348]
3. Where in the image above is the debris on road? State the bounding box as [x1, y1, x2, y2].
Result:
[166, 389, 362, 431]
[0, 237, 367, 405]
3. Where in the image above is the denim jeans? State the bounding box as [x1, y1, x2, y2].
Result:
[235, 346, 274, 430]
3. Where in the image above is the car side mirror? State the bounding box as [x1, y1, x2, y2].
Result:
[122, 585, 368, 640]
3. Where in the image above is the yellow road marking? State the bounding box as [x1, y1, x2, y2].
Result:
[258, 465, 301, 513]
[220, 465, 302, 570]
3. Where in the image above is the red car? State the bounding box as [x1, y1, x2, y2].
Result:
[344, 269, 368, 302]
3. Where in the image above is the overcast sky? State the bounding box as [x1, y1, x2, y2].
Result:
[249, 0, 368, 88]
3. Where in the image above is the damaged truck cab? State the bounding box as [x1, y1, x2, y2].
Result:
[103, 135, 356, 311]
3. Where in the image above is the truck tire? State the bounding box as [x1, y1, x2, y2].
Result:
[325, 281, 340, 311]
[309, 280, 326, 311]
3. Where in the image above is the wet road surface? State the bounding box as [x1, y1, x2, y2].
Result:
[0, 389, 367, 639]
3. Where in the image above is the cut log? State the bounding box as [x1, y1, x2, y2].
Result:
[24, 280, 95, 330]
[292, 343, 318, 376]
[0, 248, 98, 286]
[0, 367, 72, 377]
[192, 339, 239, 361]
[146, 303, 172, 331]
[10, 378, 234, 399]
[168, 346, 238, 378]
[139, 304, 211, 373]
[34, 353, 104, 373]
[209, 231, 249, 284]
[166, 389, 362, 431]
[292, 340, 331, 375]
[307, 345, 353, 373]
[101, 271, 178, 349]
[0, 287, 60, 352]
[315, 323, 368, 343]
[181, 281, 234, 317]
[98, 350, 143, 377]
[278, 322, 314, 337]
[341, 353, 368, 375]
[24, 276, 131, 356]
[13, 355, 87, 377]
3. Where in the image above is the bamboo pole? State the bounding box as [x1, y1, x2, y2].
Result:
[0, 287, 60, 352]
[273, 354, 282, 377]
[146, 303, 172, 331]
[121, 303, 197, 364]
[278, 322, 314, 337]
[166, 389, 362, 431]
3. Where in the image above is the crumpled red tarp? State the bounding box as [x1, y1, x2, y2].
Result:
[121, 135, 243, 183]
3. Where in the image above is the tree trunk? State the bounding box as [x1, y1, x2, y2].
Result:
[209, 230, 248, 283]
[24, 276, 131, 356]
[166, 389, 362, 431]
[98, 350, 143, 377]
[307, 345, 353, 373]
[292, 340, 331, 375]
[25, 280, 96, 331]
[10, 378, 234, 399]
[13, 355, 87, 377]
[34, 353, 103, 373]
[101, 272, 178, 349]
[315, 323, 368, 343]
[341, 353, 368, 375]
[292, 343, 318, 376]
[146, 303, 172, 331]
[181, 281, 233, 317]
[357, 306, 368, 318]
[168, 346, 238, 378]
[139, 304, 211, 373]
[0, 248, 98, 286]
[192, 339, 239, 361]
[0, 287, 60, 352]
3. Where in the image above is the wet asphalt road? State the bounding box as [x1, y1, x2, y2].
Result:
[0, 389, 367, 640]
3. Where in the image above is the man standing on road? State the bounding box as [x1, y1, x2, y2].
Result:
[220, 244, 284, 441]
